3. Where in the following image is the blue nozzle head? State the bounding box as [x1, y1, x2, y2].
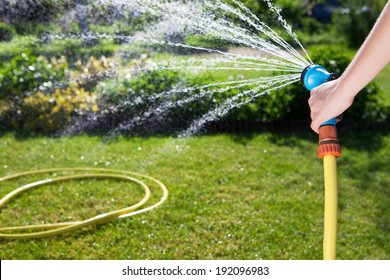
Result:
[301, 64, 336, 91]
[301, 64, 339, 127]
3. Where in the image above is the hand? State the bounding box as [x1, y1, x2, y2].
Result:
[308, 79, 353, 133]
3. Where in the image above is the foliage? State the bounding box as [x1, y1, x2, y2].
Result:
[226, 85, 295, 122]
[0, 0, 61, 34]
[9, 85, 98, 133]
[0, 52, 67, 98]
[184, 35, 231, 52]
[279, 45, 386, 122]
[92, 69, 215, 135]
[225, 0, 387, 47]
[231, 0, 318, 30]
[373, 64, 390, 107]
[0, 52, 68, 130]
[224, 45, 387, 123]
[0, 23, 16, 42]
[97, 69, 182, 106]
[71, 55, 121, 90]
[333, 0, 387, 48]
[306, 45, 387, 122]
[0, 53, 119, 134]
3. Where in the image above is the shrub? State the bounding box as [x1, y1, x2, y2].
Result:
[92, 69, 214, 134]
[97, 69, 183, 106]
[303, 45, 386, 123]
[184, 35, 231, 52]
[0, 23, 16, 42]
[72, 55, 120, 90]
[1, 0, 60, 35]
[13, 85, 98, 133]
[224, 45, 387, 124]
[0, 52, 67, 98]
[332, 0, 387, 48]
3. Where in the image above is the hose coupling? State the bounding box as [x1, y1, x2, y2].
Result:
[318, 125, 341, 159]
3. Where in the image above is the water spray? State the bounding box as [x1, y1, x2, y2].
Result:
[301, 65, 341, 260]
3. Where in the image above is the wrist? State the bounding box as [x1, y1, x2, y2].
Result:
[334, 77, 359, 102]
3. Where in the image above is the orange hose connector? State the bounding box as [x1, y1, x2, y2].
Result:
[317, 125, 341, 158]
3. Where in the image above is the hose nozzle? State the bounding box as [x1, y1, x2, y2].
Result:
[301, 64, 341, 158]
[301, 64, 337, 91]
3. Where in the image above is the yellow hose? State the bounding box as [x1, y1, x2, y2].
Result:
[0, 168, 168, 240]
[322, 155, 338, 260]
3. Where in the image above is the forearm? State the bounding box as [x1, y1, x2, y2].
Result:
[337, 1, 390, 97]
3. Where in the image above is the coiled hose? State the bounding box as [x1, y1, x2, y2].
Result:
[0, 168, 168, 240]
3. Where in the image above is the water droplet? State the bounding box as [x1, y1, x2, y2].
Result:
[137, 147, 142, 151]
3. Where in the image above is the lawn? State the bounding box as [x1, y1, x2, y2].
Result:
[0, 131, 388, 260]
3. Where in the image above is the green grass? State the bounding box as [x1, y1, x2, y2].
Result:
[0, 36, 118, 62]
[0, 132, 388, 260]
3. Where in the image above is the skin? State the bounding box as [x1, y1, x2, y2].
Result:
[309, 1, 390, 133]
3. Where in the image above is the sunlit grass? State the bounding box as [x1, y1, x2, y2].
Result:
[0, 132, 388, 260]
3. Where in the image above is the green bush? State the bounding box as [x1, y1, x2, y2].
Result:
[97, 69, 183, 106]
[13, 85, 98, 133]
[0, 52, 133, 133]
[224, 45, 387, 124]
[0, 52, 67, 98]
[333, 0, 387, 48]
[184, 35, 231, 52]
[0, 23, 16, 42]
[93, 69, 215, 134]
[0, 52, 69, 131]
[303, 45, 386, 122]
[1, 0, 60, 35]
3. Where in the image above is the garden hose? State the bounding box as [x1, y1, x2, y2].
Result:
[301, 64, 341, 260]
[0, 168, 168, 240]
